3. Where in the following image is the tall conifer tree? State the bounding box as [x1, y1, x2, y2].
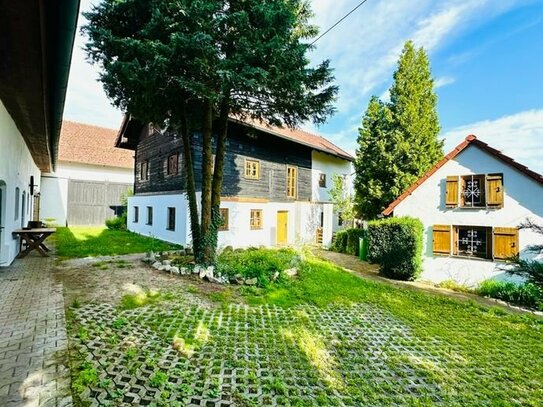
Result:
[354, 41, 443, 219]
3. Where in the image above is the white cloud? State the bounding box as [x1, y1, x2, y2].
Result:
[434, 76, 456, 88]
[441, 110, 543, 173]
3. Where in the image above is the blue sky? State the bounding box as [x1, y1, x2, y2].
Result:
[64, 0, 543, 172]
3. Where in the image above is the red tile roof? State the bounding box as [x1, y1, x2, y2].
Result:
[230, 117, 354, 161]
[59, 121, 134, 169]
[382, 134, 543, 216]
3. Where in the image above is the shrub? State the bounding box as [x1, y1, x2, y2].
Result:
[216, 247, 297, 287]
[367, 216, 423, 281]
[105, 212, 127, 230]
[477, 280, 543, 310]
[345, 228, 365, 256]
[331, 230, 348, 253]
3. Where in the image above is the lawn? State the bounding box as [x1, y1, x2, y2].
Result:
[54, 226, 179, 258]
[65, 252, 543, 406]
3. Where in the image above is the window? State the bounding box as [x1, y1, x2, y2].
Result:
[167, 207, 176, 231]
[432, 224, 518, 261]
[167, 154, 179, 176]
[133, 206, 139, 223]
[219, 208, 229, 231]
[250, 209, 263, 230]
[146, 206, 153, 225]
[445, 173, 503, 208]
[244, 159, 260, 179]
[14, 187, 19, 220]
[140, 160, 150, 181]
[319, 173, 327, 188]
[287, 166, 297, 198]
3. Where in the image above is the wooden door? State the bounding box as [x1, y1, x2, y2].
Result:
[276, 211, 288, 245]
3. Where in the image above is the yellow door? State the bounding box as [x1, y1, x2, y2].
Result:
[276, 211, 288, 245]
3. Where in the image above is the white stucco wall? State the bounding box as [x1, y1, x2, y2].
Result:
[311, 151, 353, 203]
[39, 162, 134, 226]
[0, 99, 41, 266]
[393, 144, 543, 286]
[127, 193, 336, 248]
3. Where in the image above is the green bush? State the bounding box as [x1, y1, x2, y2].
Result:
[477, 280, 543, 310]
[216, 247, 297, 287]
[105, 212, 127, 230]
[331, 230, 348, 253]
[367, 216, 423, 281]
[345, 228, 365, 256]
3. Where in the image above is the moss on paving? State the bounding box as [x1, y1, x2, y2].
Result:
[67, 256, 543, 406]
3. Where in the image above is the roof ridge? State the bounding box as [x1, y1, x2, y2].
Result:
[382, 134, 543, 216]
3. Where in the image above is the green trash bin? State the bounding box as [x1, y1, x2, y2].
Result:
[359, 237, 368, 261]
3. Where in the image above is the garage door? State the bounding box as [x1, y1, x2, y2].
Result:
[67, 180, 132, 226]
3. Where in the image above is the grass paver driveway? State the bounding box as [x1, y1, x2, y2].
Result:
[60, 256, 543, 406]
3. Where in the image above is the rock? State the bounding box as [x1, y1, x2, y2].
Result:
[170, 266, 180, 275]
[208, 276, 222, 284]
[245, 278, 258, 286]
[163, 260, 171, 266]
[284, 267, 298, 277]
[199, 268, 207, 279]
[179, 267, 188, 275]
[177, 249, 186, 256]
[152, 261, 162, 269]
[272, 271, 280, 281]
[193, 266, 201, 274]
[205, 266, 214, 279]
[232, 274, 244, 285]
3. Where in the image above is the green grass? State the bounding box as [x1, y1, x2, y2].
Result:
[54, 226, 179, 258]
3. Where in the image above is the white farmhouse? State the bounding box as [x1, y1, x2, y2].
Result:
[40, 121, 133, 226]
[116, 117, 353, 248]
[383, 135, 543, 286]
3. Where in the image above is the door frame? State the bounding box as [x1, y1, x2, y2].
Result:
[276, 210, 288, 245]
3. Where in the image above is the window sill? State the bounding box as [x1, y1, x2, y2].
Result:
[166, 228, 175, 232]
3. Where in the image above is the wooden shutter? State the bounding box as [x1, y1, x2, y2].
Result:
[445, 176, 459, 207]
[433, 225, 451, 255]
[486, 174, 504, 207]
[493, 227, 518, 260]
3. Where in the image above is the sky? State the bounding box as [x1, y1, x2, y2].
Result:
[63, 0, 543, 173]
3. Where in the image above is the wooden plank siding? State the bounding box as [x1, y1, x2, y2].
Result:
[134, 121, 312, 202]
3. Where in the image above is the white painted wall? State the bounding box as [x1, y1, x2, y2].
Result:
[39, 162, 134, 226]
[127, 193, 336, 248]
[393, 145, 543, 286]
[311, 151, 352, 202]
[0, 99, 41, 266]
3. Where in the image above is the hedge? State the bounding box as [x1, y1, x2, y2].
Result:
[331, 228, 365, 256]
[367, 217, 423, 281]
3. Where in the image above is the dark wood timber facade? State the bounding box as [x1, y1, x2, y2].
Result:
[133, 121, 313, 202]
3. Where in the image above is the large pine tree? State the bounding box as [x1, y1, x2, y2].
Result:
[354, 41, 443, 219]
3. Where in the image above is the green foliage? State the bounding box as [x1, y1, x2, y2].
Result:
[54, 226, 179, 258]
[345, 229, 365, 256]
[354, 41, 443, 219]
[437, 280, 472, 293]
[105, 211, 127, 230]
[72, 361, 98, 394]
[330, 230, 348, 253]
[83, 0, 338, 264]
[367, 217, 423, 281]
[216, 247, 297, 287]
[119, 289, 161, 310]
[477, 280, 543, 310]
[507, 219, 543, 289]
[331, 228, 365, 256]
[328, 174, 355, 228]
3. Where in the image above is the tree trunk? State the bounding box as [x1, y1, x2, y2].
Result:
[211, 96, 229, 209]
[180, 101, 201, 257]
[199, 100, 214, 264]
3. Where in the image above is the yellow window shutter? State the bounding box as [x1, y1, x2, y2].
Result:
[493, 227, 518, 260]
[486, 174, 504, 207]
[433, 224, 451, 255]
[445, 176, 459, 207]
